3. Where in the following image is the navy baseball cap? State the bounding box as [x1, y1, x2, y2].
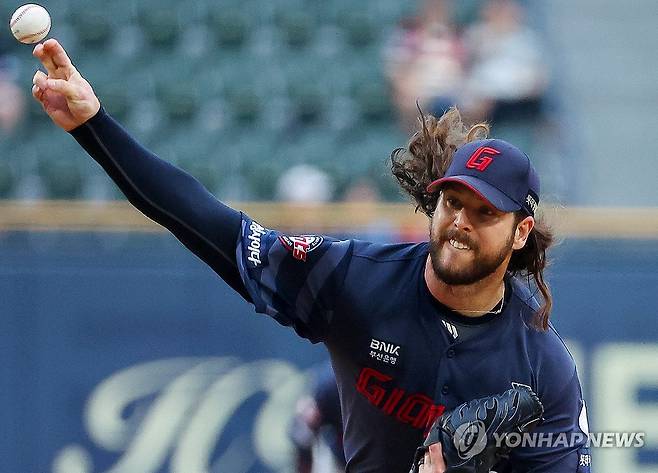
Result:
[426, 139, 540, 216]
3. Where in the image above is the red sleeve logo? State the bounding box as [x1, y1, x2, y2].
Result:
[465, 146, 500, 172]
[278, 235, 324, 261]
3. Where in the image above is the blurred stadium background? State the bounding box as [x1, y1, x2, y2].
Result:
[0, 0, 656, 472]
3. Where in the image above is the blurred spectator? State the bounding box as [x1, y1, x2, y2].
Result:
[342, 177, 380, 203]
[276, 164, 334, 203]
[384, 0, 556, 196]
[385, 0, 549, 135]
[0, 41, 26, 137]
[384, 0, 466, 131]
[0, 78, 26, 135]
[289, 362, 344, 473]
[461, 0, 549, 126]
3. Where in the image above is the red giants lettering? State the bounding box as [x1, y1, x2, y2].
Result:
[465, 146, 500, 172]
[278, 235, 324, 262]
[356, 367, 445, 432]
[292, 238, 310, 261]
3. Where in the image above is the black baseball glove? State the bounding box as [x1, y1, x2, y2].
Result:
[409, 384, 544, 473]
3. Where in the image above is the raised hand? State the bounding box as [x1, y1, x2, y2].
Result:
[32, 38, 100, 131]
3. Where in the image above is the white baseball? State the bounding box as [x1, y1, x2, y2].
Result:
[10, 4, 51, 44]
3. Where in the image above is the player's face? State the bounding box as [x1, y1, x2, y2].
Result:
[429, 184, 517, 285]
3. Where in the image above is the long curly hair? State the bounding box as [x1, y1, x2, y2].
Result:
[391, 106, 554, 330]
[390, 107, 489, 217]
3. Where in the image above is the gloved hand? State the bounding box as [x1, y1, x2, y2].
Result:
[410, 384, 544, 473]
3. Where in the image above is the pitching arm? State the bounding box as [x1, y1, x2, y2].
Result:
[69, 106, 251, 301]
[32, 39, 250, 301]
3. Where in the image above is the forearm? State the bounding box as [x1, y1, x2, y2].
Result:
[69, 107, 251, 301]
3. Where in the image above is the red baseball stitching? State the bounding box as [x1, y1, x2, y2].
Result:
[18, 21, 50, 42]
[10, 4, 39, 29]
[14, 10, 50, 43]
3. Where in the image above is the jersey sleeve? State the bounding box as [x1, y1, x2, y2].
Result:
[69, 107, 251, 300]
[236, 215, 353, 343]
[505, 363, 592, 471]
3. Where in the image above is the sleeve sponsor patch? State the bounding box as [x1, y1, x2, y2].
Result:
[278, 235, 324, 262]
[246, 221, 268, 267]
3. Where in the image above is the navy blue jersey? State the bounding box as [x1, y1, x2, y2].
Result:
[237, 216, 591, 473]
[71, 108, 591, 473]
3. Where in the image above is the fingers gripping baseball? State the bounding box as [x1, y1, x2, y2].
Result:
[31, 39, 100, 131]
[33, 70, 72, 97]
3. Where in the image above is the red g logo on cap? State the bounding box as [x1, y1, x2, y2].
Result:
[465, 146, 500, 172]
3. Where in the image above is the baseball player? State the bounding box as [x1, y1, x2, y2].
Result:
[32, 39, 591, 472]
[289, 362, 345, 473]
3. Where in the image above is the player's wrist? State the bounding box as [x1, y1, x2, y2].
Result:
[68, 104, 106, 134]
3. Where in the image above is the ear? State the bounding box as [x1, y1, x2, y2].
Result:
[512, 216, 535, 250]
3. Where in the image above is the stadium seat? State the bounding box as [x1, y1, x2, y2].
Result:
[330, 122, 406, 200]
[333, 50, 380, 92]
[0, 157, 15, 198]
[351, 79, 395, 124]
[150, 125, 223, 193]
[288, 86, 326, 126]
[224, 87, 263, 126]
[284, 67, 332, 127]
[69, 10, 113, 50]
[93, 81, 133, 123]
[177, 155, 223, 194]
[3, 0, 410, 203]
[202, 51, 280, 97]
[206, 7, 252, 49]
[452, 0, 484, 28]
[155, 82, 202, 124]
[137, 8, 181, 50]
[238, 159, 283, 200]
[25, 92, 55, 135]
[37, 159, 84, 199]
[336, 11, 378, 49]
[33, 131, 89, 200]
[274, 10, 317, 49]
[272, 127, 335, 165]
[371, 0, 416, 26]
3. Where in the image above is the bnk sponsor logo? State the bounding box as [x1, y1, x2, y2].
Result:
[370, 339, 401, 356]
[247, 222, 267, 266]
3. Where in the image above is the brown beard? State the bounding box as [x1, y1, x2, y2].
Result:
[429, 226, 514, 285]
